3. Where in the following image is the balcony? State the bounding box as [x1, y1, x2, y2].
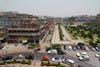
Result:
[8, 27, 40, 31]
[7, 33, 40, 36]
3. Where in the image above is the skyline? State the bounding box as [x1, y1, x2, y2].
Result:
[0, 0, 100, 17]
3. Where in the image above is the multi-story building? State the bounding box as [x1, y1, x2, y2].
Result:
[0, 12, 37, 27]
[0, 12, 50, 43]
[7, 18, 50, 43]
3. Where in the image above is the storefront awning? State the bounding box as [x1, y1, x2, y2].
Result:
[22, 40, 27, 43]
[19, 37, 29, 40]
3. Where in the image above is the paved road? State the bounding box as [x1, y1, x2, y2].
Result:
[3, 52, 94, 67]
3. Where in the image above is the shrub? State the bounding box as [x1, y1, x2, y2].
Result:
[28, 45, 34, 48]
[50, 63, 58, 66]
[6, 59, 15, 64]
[28, 43, 40, 49]
[47, 61, 50, 66]
[41, 61, 44, 66]
[0, 59, 31, 65]
[43, 62, 48, 65]
[51, 44, 61, 49]
[21, 60, 31, 65]
[0, 61, 5, 65]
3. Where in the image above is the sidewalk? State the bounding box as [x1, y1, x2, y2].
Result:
[51, 25, 72, 45]
[61, 25, 72, 41]
[0, 44, 32, 54]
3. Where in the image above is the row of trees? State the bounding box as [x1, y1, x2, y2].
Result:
[58, 24, 64, 40]
[65, 22, 100, 45]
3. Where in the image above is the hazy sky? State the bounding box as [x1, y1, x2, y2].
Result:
[0, 0, 100, 17]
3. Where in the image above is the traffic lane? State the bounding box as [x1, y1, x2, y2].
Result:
[3, 52, 62, 60]
[3, 52, 94, 67]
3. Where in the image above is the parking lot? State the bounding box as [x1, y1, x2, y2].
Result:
[62, 45, 100, 67]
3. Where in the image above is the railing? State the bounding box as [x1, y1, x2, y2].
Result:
[7, 33, 40, 36]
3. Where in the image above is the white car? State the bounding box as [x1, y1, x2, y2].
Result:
[79, 56, 84, 61]
[2, 46, 8, 50]
[65, 59, 74, 64]
[85, 46, 89, 51]
[68, 46, 72, 51]
[52, 57, 62, 62]
[84, 55, 89, 59]
[79, 55, 89, 61]
[81, 52, 87, 55]
[48, 49, 57, 54]
[76, 53, 81, 57]
[95, 54, 100, 58]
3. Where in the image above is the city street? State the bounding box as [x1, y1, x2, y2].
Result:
[2, 52, 94, 67]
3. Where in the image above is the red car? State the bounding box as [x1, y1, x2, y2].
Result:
[40, 56, 49, 61]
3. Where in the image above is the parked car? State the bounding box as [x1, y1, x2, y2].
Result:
[15, 54, 25, 59]
[41, 56, 49, 61]
[79, 55, 89, 61]
[84, 46, 89, 51]
[87, 45, 95, 51]
[95, 54, 100, 58]
[64, 46, 67, 50]
[52, 57, 62, 62]
[46, 48, 51, 52]
[81, 52, 87, 55]
[48, 49, 57, 54]
[2, 46, 8, 50]
[57, 50, 66, 55]
[76, 53, 81, 57]
[76, 46, 81, 50]
[72, 46, 77, 51]
[77, 52, 89, 61]
[26, 55, 34, 60]
[76, 52, 87, 57]
[67, 46, 72, 51]
[3, 56, 13, 60]
[95, 46, 100, 51]
[63, 58, 74, 64]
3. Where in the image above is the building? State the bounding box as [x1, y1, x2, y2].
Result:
[0, 12, 38, 27]
[0, 12, 50, 43]
[0, 26, 6, 42]
[7, 19, 49, 43]
[96, 14, 100, 22]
